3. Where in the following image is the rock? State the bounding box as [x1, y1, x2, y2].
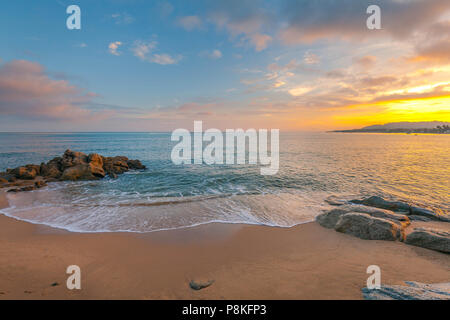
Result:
[61, 149, 88, 170]
[88, 153, 105, 178]
[316, 204, 410, 229]
[189, 280, 214, 291]
[127, 159, 146, 170]
[362, 281, 450, 300]
[34, 180, 47, 188]
[10, 166, 38, 180]
[409, 215, 432, 222]
[109, 172, 118, 179]
[351, 196, 410, 212]
[61, 164, 99, 181]
[405, 227, 450, 253]
[409, 206, 450, 222]
[335, 212, 404, 241]
[0, 172, 16, 182]
[103, 156, 129, 175]
[0, 150, 145, 189]
[40, 160, 62, 179]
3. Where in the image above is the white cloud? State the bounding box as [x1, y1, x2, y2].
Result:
[108, 41, 122, 56]
[111, 12, 134, 25]
[132, 40, 182, 65]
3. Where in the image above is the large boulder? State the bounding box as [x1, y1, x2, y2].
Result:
[103, 156, 130, 175]
[334, 212, 404, 241]
[61, 149, 88, 170]
[405, 227, 450, 253]
[40, 159, 62, 179]
[362, 282, 450, 300]
[61, 164, 98, 181]
[88, 153, 105, 178]
[316, 204, 410, 229]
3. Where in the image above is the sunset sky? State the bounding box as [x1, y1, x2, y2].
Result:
[0, 0, 449, 131]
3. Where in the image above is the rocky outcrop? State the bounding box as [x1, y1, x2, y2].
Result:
[405, 227, 450, 253]
[316, 204, 410, 240]
[0, 150, 146, 191]
[7, 180, 48, 193]
[350, 196, 449, 222]
[362, 281, 450, 300]
[317, 196, 449, 253]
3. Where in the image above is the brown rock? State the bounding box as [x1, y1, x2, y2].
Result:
[61, 164, 98, 181]
[61, 149, 88, 169]
[40, 161, 62, 179]
[88, 153, 105, 178]
[11, 166, 38, 180]
[127, 159, 146, 170]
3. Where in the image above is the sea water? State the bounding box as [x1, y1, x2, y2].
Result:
[0, 132, 448, 232]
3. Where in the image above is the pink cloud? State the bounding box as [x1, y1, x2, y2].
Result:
[0, 60, 99, 120]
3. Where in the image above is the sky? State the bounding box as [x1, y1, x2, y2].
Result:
[0, 0, 449, 132]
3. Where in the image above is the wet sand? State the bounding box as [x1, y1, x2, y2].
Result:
[0, 191, 449, 299]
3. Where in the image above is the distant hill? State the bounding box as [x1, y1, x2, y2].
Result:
[333, 121, 450, 134]
[362, 121, 450, 130]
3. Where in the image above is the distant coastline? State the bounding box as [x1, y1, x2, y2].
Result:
[332, 121, 450, 134]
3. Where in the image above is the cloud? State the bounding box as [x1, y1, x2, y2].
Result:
[0, 60, 99, 120]
[209, 0, 273, 51]
[304, 52, 320, 65]
[201, 49, 223, 60]
[354, 55, 377, 69]
[177, 15, 202, 31]
[408, 21, 450, 64]
[110, 12, 134, 25]
[108, 41, 122, 56]
[279, 0, 450, 44]
[131, 40, 182, 65]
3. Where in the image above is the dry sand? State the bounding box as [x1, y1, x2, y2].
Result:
[0, 191, 449, 300]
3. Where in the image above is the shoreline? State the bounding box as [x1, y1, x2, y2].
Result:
[1, 191, 449, 300]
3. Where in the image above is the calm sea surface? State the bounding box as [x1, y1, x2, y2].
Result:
[0, 132, 448, 232]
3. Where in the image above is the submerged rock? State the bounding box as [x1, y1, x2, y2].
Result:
[405, 227, 450, 253]
[362, 281, 450, 300]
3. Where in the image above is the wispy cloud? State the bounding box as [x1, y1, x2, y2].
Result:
[108, 41, 122, 56]
[110, 12, 134, 25]
[177, 15, 203, 31]
[200, 49, 223, 60]
[131, 40, 182, 65]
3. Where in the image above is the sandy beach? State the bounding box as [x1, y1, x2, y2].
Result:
[0, 191, 448, 300]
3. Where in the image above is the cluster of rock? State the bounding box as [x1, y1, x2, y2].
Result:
[317, 196, 449, 253]
[0, 149, 146, 192]
[362, 281, 450, 300]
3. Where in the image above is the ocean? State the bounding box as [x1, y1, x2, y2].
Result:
[0, 132, 448, 232]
